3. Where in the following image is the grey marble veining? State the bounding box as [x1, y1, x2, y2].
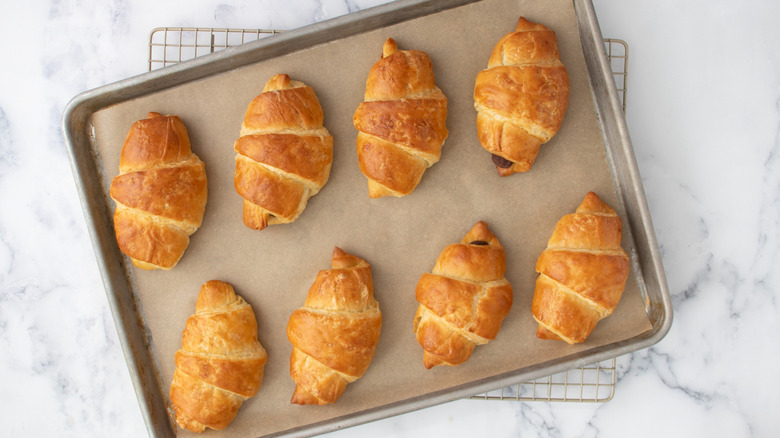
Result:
[1, 0, 779, 437]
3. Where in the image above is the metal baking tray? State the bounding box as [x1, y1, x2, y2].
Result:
[146, 26, 628, 404]
[62, 0, 672, 436]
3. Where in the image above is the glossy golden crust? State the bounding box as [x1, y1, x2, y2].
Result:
[363, 38, 437, 101]
[234, 155, 307, 223]
[109, 112, 207, 270]
[354, 98, 447, 162]
[234, 74, 333, 230]
[117, 112, 192, 173]
[413, 221, 513, 369]
[169, 369, 244, 433]
[111, 156, 206, 227]
[473, 17, 569, 176]
[531, 275, 601, 343]
[234, 134, 333, 188]
[474, 66, 569, 142]
[286, 247, 381, 405]
[356, 136, 429, 198]
[112, 207, 191, 270]
[169, 281, 268, 433]
[532, 192, 630, 344]
[242, 75, 326, 133]
[354, 38, 448, 198]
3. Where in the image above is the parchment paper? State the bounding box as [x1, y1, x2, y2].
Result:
[91, 0, 653, 436]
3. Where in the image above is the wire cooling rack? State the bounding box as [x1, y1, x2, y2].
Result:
[471, 357, 618, 402]
[148, 27, 281, 70]
[147, 28, 628, 403]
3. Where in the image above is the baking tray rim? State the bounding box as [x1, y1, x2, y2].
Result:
[61, 0, 673, 436]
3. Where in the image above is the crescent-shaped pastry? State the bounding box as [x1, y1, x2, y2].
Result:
[474, 17, 569, 176]
[354, 38, 448, 198]
[169, 280, 268, 432]
[109, 112, 207, 270]
[532, 192, 630, 344]
[287, 247, 382, 404]
[414, 221, 513, 369]
[234, 74, 333, 230]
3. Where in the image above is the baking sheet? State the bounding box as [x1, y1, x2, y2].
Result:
[67, 0, 667, 436]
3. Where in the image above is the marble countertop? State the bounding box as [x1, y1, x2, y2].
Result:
[1, 0, 778, 436]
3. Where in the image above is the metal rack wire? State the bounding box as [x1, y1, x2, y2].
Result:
[470, 357, 618, 403]
[147, 28, 628, 403]
[604, 38, 628, 113]
[148, 27, 282, 71]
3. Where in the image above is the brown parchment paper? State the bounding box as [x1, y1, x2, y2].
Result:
[91, 0, 653, 436]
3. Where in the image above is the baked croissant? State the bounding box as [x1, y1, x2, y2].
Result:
[109, 112, 207, 270]
[286, 247, 381, 405]
[474, 17, 569, 176]
[533, 192, 629, 344]
[413, 221, 513, 369]
[234, 73, 333, 230]
[169, 280, 268, 433]
[353, 38, 448, 198]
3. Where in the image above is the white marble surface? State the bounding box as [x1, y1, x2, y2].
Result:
[1, 0, 778, 436]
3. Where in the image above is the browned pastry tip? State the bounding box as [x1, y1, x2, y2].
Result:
[263, 72, 291, 91]
[382, 37, 398, 58]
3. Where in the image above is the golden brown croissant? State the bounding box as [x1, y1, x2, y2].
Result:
[532, 192, 630, 344]
[169, 280, 268, 433]
[109, 112, 207, 270]
[234, 73, 333, 230]
[353, 38, 448, 198]
[474, 17, 569, 176]
[413, 221, 513, 369]
[286, 247, 381, 405]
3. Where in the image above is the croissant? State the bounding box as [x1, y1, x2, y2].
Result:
[413, 221, 513, 369]
[169, 280, 268, 433]
[109, 112, 207, 270]
[353, 38, 448, 198]
[286, 247, 381, 405]
[474, 17, 569, 176]
[234, 74, 333, 230]
[532, 192, 630, 344]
